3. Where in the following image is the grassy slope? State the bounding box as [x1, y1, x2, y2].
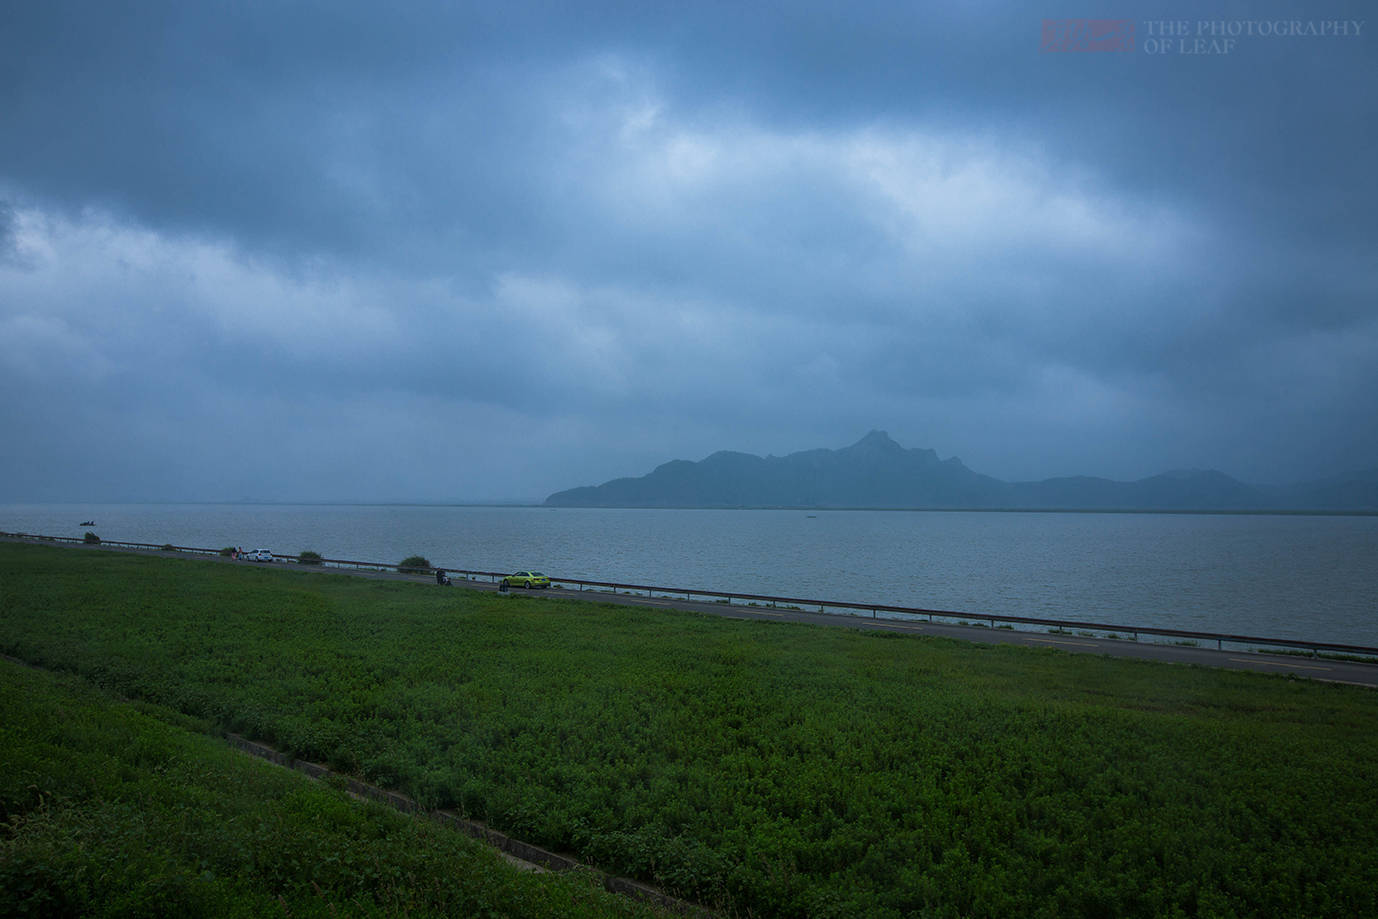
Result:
[0, 659, 671, 919]
[2, 541, 1376, 918]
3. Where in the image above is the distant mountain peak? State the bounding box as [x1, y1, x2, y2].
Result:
[543, 433, 1378, 510]
[852, 430, 901, 450]
[546, 431, 1000, 508]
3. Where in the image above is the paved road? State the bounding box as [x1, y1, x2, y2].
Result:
[506, 581, 1378, 689]
[10, 536, 1378, 688]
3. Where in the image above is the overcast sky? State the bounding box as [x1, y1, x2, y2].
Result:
[2, 1, 1374, 503]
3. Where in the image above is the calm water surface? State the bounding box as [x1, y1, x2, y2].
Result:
[4, 504, 1376, 645]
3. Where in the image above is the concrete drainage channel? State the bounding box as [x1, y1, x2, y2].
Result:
[224, 733, 713, 917]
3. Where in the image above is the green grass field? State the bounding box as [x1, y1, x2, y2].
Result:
[3, 541, 1377, 918]
[0, 658, 672, 918]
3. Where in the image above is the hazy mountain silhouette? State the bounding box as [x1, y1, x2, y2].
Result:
[545, 431, 1378, 511]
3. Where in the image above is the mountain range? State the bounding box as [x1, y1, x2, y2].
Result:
[545, 431, 1378, 511]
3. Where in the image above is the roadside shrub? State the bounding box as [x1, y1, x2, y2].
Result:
[398, 555, 432, 574]
[83, 532, 100, 544]
[298, 550, 323, 566]
[218, 547, 236, 557]
[160, 544, 177, 552]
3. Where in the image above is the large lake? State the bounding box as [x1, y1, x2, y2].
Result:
[4, 504, 1376, 646]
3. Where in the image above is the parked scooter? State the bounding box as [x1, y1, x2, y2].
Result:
[435, 568, 451, 586]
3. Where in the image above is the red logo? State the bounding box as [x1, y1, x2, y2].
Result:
[1041, 19, 1136, 52]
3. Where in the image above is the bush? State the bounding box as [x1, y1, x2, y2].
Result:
[398, 555, 432, 574]
[160, 544, 177, 552]
[83, 532, 100, 544]
[218, 547, 237, 557]
[298, 550, 323, 566]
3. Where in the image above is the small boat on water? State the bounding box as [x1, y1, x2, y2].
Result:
[80, 521, 95, 526]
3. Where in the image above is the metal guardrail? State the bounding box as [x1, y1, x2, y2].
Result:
[6, 530, 1377, 659]
[515, 577, 1378, 657]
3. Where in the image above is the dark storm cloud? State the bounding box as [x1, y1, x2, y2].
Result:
[1, 0, 1374, 501]
[0, 201, 20, 266]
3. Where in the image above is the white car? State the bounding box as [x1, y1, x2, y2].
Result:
[245, 548, 274, 562]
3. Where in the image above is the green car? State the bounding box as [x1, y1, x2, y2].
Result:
[502, 570, 551, 589]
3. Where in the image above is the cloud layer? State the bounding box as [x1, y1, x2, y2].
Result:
[2, 1, 1374, 501]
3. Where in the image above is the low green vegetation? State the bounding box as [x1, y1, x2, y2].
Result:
[397, 554, 432, 573]
[0, 659, 670, 919]
[2, 541, 1377, 918]
[1267, 648, 1378, 664]
[297, 549, 324, 566]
